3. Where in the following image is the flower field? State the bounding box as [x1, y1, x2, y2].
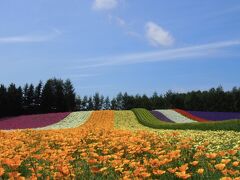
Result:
[174, 109, 209, 122]
[133, 108, 240, 131]
[187, 111, 240, 121]
[38, 111, 92, 130]
[154, 110, 196, 123]
[0, 110, 240, 179]
[151, 111, 174, 123]
[0, 112, 70, 130]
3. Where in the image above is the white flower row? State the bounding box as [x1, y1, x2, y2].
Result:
[156, 109, 196, 123]
[38, 111, 92, 130]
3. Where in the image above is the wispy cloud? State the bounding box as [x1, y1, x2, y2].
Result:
[92, 0, 118, 10]
[145, 22, 174, 47]
[77, 85, 112, 90]
[0, 29, 61, 44]
[210, 5, 240, 17]
[108, 15, 141, 38]
[70, 40, 240, 69]
[65, 73, 100, 79]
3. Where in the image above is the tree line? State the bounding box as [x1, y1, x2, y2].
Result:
[0, 78, 240, 118]
[77, 86, 240, 112]
[0, 78, 76, 118]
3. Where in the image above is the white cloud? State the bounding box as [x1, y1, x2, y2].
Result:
[108, 15, 141, 38]
[115, 17, 126, 27]
[67, 74, 100, 78]
[69, 40, 240, 69]
[126, 31, 141, 38]
[0, 29, 61, 44]
[93, 0, 118, 10]
[146, 22, 174, 47]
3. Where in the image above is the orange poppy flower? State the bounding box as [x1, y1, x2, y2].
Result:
[191, 161, 198, 166]
[175, 171, 191, 179]
[228, 150, 237, 155]
[206, 153, 217, 159]
[233, 161, 239, 167]
[141, 172, 151, 178]
[0, 167, 4, 176]
[215, 163, 226, 171]
[221, 159, 231, 165]
[220, 177, 233, 180]
[168, 167, 178, 173]
[179, 164, 189, 172]
[197, 168, 204, 175]
[153, 169, 166, 175]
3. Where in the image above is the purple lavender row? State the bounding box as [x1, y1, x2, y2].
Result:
[187, 111, 240, 121]
[0, 112, 70, 130]
[151, 110, 174, 123]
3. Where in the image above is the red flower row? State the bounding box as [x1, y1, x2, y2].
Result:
[174, 109, 208, 122]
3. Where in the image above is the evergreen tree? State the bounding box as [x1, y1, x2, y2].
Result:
[0, 85, 7, 117]
[55, 79, 65, 112]
[93, 93, 101, 110]
[88, 97, 94, 110]
[100, 95, 104, 110]
[116, 93, 123, 110]
[64, 79, 76, 111]
[34, 81, 42, 107]
[23, 83, 29, 110]
[81, 96, 88, 110]
[111, 98, 117, 110]
[27, 84, 35, 112]
[104, 96, 111, 110]
[75, 95, 81, 111]
[41, 79, 55, 112]
[6, 84, 23, 116]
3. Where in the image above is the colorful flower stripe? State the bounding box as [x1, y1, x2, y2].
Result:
[0, 112, 70, 130]
[174, 109, 208, 122]
[80, 110, 114, 130]
[115, 111, 240, 151]
[38, 111, 92, 130]
[114, 110, 153, 131]
[156, 110, 196, 123]
[151, 110, 174, 123]
[187, 110, 240, 121]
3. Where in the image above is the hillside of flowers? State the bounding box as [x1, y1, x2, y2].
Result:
[0, 110, 240, 179]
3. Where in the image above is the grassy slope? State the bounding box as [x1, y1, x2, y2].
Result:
[132, 108, 240, 131]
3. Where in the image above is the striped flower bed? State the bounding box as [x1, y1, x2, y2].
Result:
[187, 110, 240, 121]
[155, 110, 196, 123]
[0, 112, 70, 130]
[151, 111, 174, 123]
[174, 109, 208, 122]
[39, 111, 92, 130]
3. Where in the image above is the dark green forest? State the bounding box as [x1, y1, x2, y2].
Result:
[0, 78, 240, 118]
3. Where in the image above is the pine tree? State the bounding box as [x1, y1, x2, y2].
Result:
[116, 93, 123, 110]
[6, 84, 23, 116]
[27, 84, 35, 107]
[0, 85, 7, 117]
[111, 98, 117, 110]
[81, 96, 88, 110]
[75, 95, 81, 111]
[93, 93, 101, 110]
[64, 79, 76, 111]
[34, 81, 42, 107]
[55, 79, 65, 112]
[88, 97, 94, 110]
[41, 79, 55, 112]
[104, 96, 111, 110]
[23, 83, 29, 110]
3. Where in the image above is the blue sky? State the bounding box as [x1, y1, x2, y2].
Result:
[0, 0, 240, 97]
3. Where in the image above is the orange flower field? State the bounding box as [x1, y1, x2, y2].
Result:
[0, 110, 240, 179]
